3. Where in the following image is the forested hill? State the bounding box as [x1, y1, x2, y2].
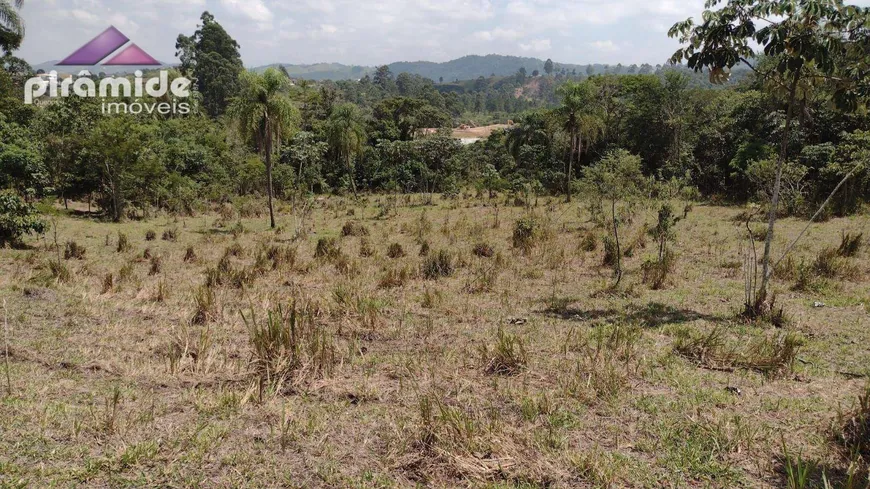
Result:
[253, 54, 667, 81]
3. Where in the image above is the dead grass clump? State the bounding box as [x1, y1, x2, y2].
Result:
[102, 273, 114, 294]
[48, 259, 71, 283]
[387, 242, 406, 259]
[602, 235, 617, 267]
[837, 384, 870, 463]
[183, 246, 197, 262]
[224, 242, 244, 258]
[481, 328, 528, 375]
[359, 237, 375, 257]
[813, 248, 859, 280]
[674, 327, 803, 376]
[116, 232, 131, 253]
[837, 231, 863, 258]
[563, 324, 641, 401]
[63, 240, 86, 260]
[472, 242, 494, 258]
[341, 221, 369, 237]
[314, 237, 341, 260]
[143, 247, 153, 260]
[242, 301, 336, 392]
[264, 244, 296, 270]
[512, 216, 542, 254]
[419, 240, 430, 256]
[148, 256, 162, 276]
[579, 231, 598, 252]
[145, 229, 156, 241]
[465, 260, 500, 293]
[378, 266, 410, 289]
[641, 249, 676, 290]
[191, 285, 217, 324]
[422, 250, 454, 280]
[162, 228, 178, 242]
[155, 280, 168, 302]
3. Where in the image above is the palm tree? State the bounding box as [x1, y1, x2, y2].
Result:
[555, 81, 600, 203]
[227, 68, 297, 229]
[0, 0, 25, 53]
[325, 103, 366, 198]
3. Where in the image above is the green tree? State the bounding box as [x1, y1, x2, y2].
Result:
[0, 0, 24, 53]
[227, 68, 298, 228]
[0, 190, 44, 247]
[544, 58, 554, 76]
[581, 149, 645, 286]
[176, 12, 243, 117]
[326, 103, 367, 197]
[670, 0, 870, 314]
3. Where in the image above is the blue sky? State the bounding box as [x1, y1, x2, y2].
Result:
[16, 0, 870, 67]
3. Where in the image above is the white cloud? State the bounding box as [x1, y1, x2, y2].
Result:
[589, 40, 618, 52]
[519, 38, 550, 53]
[473, 28, 522, 41]
[220, 0, 273, 23]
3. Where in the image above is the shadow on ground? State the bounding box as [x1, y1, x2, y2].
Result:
[540, 301, 731, 327]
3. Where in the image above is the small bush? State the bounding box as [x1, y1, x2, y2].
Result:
[602, 235, 617, 267]
[145, 230, 157, 241]
[749, 225, 768, 242]
[102, 273, 114, 294]
[419, 240, 430, 256]
[472, 242, 494, 258]
[378, 267, 410, 289]
[480, 328, 528, 375]
[422, 250, 454, 280]
[63, 241, 86, 260]
[224, 242, 244, 258]
[155, 280, 168, 302]
[387, 242, 406, 259]
[143, 247, 152, 260]
[162, 228, 178, 242]
[813, 248, 859, 280]
[837, 231, 863, 258]
[264, 244, 296, 270]
[314, 237, 341, 260]
[512, 216, 540, 253]
[359, 237, 375, 257]
[116, 232, 131, 253]
[341, 221, 369, 237]
[0, 191, 46, 247]
[641, 249, 676, 290]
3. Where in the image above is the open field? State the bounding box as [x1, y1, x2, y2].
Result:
[1, 195, 869, 488]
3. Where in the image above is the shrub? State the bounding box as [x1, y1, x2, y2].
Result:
[264, 244, 296, 270]
[641, 249, 676, 290]
[48, 259, 71, 283]
[813, 248, 859, 280]
[419, 240, 430, 256]
[145, 230, 156, 241]
[387, 242, 406, 258]
[472, 242, 494, 258]
[102, 273, 114, 294]
[143, 247, 152, 260]
[378, 267, 410, 289]
[602, 235, 617, 267]
[0, 191, 45, 247]
[837, 231, 863, 257]
[422, 250, 454, 280]
[314, 237, 341, 260]
[341, 221, 369, 237]
[149, 256, 162, 276]
[63, 241, 86, 260]
[480, 328, 528, 375]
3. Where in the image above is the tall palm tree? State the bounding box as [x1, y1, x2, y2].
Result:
[227, 68, 297, 229]
[555, 81, 599, 203]
[0, 0, 25, 53]
[325, 103, 366, 198]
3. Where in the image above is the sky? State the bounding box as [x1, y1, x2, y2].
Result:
[15, 0, 870, 68]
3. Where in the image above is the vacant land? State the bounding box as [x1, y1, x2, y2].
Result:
[1, 195, 868, 488]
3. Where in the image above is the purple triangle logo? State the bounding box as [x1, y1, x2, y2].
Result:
[103, 44, 160, 66]
[57, 26, 161, 66]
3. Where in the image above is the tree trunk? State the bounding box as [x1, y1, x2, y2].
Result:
[566, 133, 576, 203]
[265, 131, 276, 229]
[612, 200, 623, 286]
[756, 70, 801, 309]
[348, 154, 358, 198]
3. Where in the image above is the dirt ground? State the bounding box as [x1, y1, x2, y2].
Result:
[1, 194, 868, 488]
[452, 124, 510, 139]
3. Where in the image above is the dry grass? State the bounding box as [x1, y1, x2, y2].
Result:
[1, 196, 869, 488]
